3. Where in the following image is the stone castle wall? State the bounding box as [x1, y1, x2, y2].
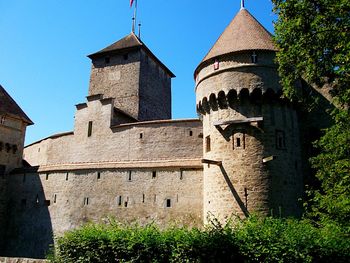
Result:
[0, 116, 28, 253]
[24, 97, 202, 167]
[88, 49, 141, 119]
[196, 51, 303, 222]
[139, 49, 172, 120]
[4, 167, 203, 258]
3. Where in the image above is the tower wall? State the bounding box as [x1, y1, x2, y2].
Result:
[196, 51, 303, 223]
[88, 49, 141, 119]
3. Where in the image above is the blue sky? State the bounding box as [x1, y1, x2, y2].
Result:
[0, 0, 276, 145]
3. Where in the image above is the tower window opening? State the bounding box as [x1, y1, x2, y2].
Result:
[84, 197, 89, 206]
[118, 196, 122, 206]
[54, 194, 57, 204]
[189, 130, 193, 136]
[214, 60, 219, 70]
[105, 57, 110, 64]
[166, 199, 171, 208]
[46, 173, 49, 180]
[124, 197, 129, 207]
[152, 171, 157, 179]
[205, 136, 211, 152]
[233, 132, 246, 149]
[180, 170, 183, 180]
[251, 52, 258, 63]
[128, 171, 132, 181]
[66, 173, 69, 181]
[140, 133, 143, 139]
[88, 121, 93, 137]
[276, 130, 286, 149]
[97, 172, 101, 180]
[142, 194, 145, 203]
[236, 138, 241, 147]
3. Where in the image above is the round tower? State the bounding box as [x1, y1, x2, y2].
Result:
[195, 7, 303, 223]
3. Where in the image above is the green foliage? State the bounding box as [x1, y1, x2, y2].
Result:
[272, 0, 350, 227]
[309, 109, 350, 229]
[272, 0, 350, 107]
[49, 217, 349, 262]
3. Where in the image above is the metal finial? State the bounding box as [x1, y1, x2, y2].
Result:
[241, 0, 245, 9]
[138, 22, 141, 39]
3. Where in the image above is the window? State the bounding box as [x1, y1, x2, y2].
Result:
[118, 196, 122, 206]
[140, 133, 143, 139]
[142, 194, 145, 203]
[205, 136, 211, 152]
[105, 57, 110, 64]
[214, 60, 219, 70]
[66, 173, 69, 181]
[97, 172, 101, 180]
[88, 121, 93, 137]
[251, 52, 258, 63]
[180, 170, 183, 180]
[84, 197, 89, 206]
[124, 197, 129, 207]
[166, 199, 171, 208]
[53, 194, 57, 204]
[189, 130, 193, 136]
[46, 173, 49, 180]
[12, 144, 18, 154]
[233, 132, 245, 150]
[128, 171, 132, 181]
[152, 171, 157, 179]
[276, 130, 286, 149]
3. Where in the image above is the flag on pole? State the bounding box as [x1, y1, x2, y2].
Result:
[130, 0, 134, 7]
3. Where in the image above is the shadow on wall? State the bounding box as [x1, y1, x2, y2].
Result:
[219, 164, 250, 218]
[2, 167, 53, 259]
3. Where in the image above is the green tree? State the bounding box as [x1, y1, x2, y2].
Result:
[272, 0, 350, 227]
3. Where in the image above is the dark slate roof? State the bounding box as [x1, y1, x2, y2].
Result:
[0, 85, 33, 125]
[88, 32, 175, 77]
[197, 8, 277, 72]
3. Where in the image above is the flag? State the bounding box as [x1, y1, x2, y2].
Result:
[130, 0, 134, 7]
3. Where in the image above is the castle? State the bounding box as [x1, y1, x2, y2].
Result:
[1, 5, 328, 259]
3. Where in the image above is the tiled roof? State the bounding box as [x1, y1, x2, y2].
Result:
[0, 85, 33, 125]
[88, 32, 175, 77]
[200, 8, 277, 65]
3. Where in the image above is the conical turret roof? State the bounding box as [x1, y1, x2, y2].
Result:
[199, 8, 277, 67]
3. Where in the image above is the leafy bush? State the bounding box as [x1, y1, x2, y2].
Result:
[49, 216, 349, 263]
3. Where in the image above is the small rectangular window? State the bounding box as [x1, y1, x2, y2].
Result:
[66, 173, 69, 181]
[97, 172, 101, 180]
[166, 199, 171, 208]
[189, 130, 193, 136]
[128, 171, 132, 181]
[180, 170, 183, 180]
[140, 133, 143, 139]
[205, 136, 211, 152]
[142, 194, 145, 203]
[46, 173, 49, 180]
[276, 130, 286, 149]
[54, 194, 57, 204]
[88, 121, 93, 137]
[84, 197, 89, 206]
[233, 132, 246, 150]
[152, 171, 157, 179]
[118, 196, 122, 206]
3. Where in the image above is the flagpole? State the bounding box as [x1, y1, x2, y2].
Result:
[132, 0, 138, 33]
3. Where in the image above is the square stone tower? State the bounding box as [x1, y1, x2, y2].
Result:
[88, 33, 175, 121]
